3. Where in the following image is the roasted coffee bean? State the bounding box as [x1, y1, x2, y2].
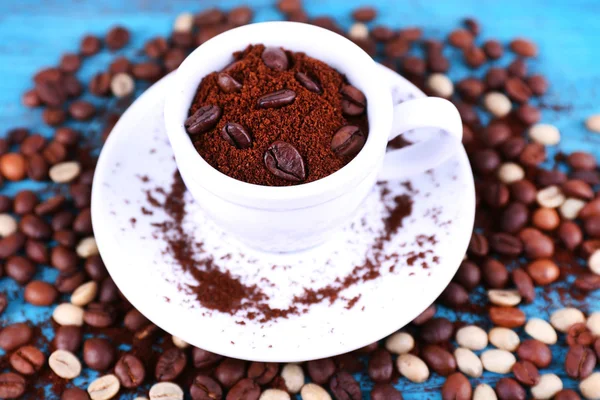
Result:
[421, 318, 454, 343]
[509, 180, 536, 204]
[483, 40, 504, 59]
[563, 179, 594, 200]
[0, 372, 26, 399]
[53, 230, 77, 248]
[489, 307, 526, 328]
[132, 62, 163, 81]
[516, 104, 541, 125]
[482, 258, 509, 288]
[439, 282, 469, 307]
[20, 214, 52, 239]
[422, 345, 457, 376]
[6, 256, 36, 284]
[507, 58, 527, 78]
[517, 339, 552, 368]
[501, 203, 529, 233]
[485, 67, 508, 90]
[489, 232, 523, 256]
[227, 6, 253, 25]
[510, 38, 538, 57]
[53, 325, 82, 352]
[0, 232, 26, 258]
[62, 74, 82, 97]
[331, 126, 366, 157]
[55, 270, 86, 293]
[568, 323, 595, 347]
[537, 169, 567, 187]
[293, 72, 322, 93]
[519, 228, 554, 259]
[51, 246, 78, 272]
[565, 345, 596, 380]
[80, 35, 102, 56]
[448, 29, 474, 49]
[123, 308, 150, 332]
[0, 294, 7, 315]
[43, 141, 67, 165]
[526, 74, 548, 96]
[519, 142, 546, 167]
[401, 56, 426, 76]
[384, 37, 410, 59]
[367, 349, 393, 382]
[512, 360, 540, 386]
[22, 90, 40, 108]
[257, 89, 297, 109]
[554, 389, 582, 400]
[496, 377, 526, 400]
[24, 280, 58, 306]
[482, 183, 509, 208]
[511, 268, 535, 303]
[144, 37, 168, 59]
[500, 137, 524, 162]
[89, 72, 112, 96]
[106, 25, 130, 50]
[261, 47, 289, 70]
[246, 362, 278, 385]
[85, 255, 108, 281]
[456, 78, 484, 102]
[35, 194, 65, 216]
[472, 149, 500, 174]
[0, 153, 27, 181]
[0, 323, 32, 351]
[214, 358, 245, 388]
[264, 141, 306, 182]
[412, 305, 436, 326]
[35, 80, 66, 107]
[468, 232, 489, 256]
[98, 277, 119, 303]
[10, 345, 45, 375]
[340, 85, 366, 115]
[83, 337, 115, 371]
[329, 371, 361, 400]
[155, 347, 187, 382]
[217, 72, 242, 93]
[454, 260, 481, 290]
[20, 135, 46, 156]
[463, 46, 486, 68]
[115, 354, 145, 388]
[73, 208, 92, 234]
[61, 387, 90, 400]
[221, 123, 252, 149]
[185, 105, 222, 134]
[306, 357, 336, 385]
[191, 375, 223, 400]
[227, 378, 259, 400]
[442, 372, 471, 400]
[371, 383, 403, 400]
[192, 347, 222, 369]
[83, 302, 116, 327]
[574, 274, 600, 292]
[483, 122, 511, 147]
[68, 100, 96, 121]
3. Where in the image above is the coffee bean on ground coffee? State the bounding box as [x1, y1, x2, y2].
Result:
[187, 44, 368, 186]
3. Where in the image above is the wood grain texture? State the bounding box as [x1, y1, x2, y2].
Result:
[0, 1, 599, 398]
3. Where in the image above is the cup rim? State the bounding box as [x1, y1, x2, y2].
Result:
[164, 21, 392, 203]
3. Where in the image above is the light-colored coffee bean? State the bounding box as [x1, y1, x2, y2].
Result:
[480, 349, 516, 374]
[427, 74, 454, 98]
[524, 318, 557, 345]
[484, 92, 512, 118]
[149, 382, 184, 400]
[52, 303, 84, 326]
[589, 250, 600, 275]
[260, 389, 291, 400]
[49, 349, 81, 379]
[488, 327, 520, 351]
[498, 162, 525, 184]
[0, 214, 17, 237]
[531, 373, 563, 400]
[455, 325, 488, 351]
[454, 347, 483, 378]
[281, 363, 304, 394]
[550, 307, 586, 332]
[76, 236, 99, 258]
[348, 23, 369, 40]
[473, 383, 498, 400]
[49, 161, 81, 183]
[173, 12, 194, 32]
[560, 198, 586, 220]
[528, 124, 561, 146]
[488, 289, 521, 307]
[171, 336, 189, 349]
[110, 73, 135, 98]
[71, 281, 98, 307]
[580, 372, 600, 400]
[385, 332, 415, 354]
[537, 186, 566, 208]
[88, 374, 120, 400]
[585, 115, 600, 133]
[300, 383, 332, 400]
[397, 354, 429, 383]
[587, 312, 600, 336]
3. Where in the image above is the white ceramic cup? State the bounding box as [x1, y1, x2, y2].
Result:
[164, 21, 462, 253]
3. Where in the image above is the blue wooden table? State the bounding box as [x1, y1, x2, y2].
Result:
[1, 0, 600, 398]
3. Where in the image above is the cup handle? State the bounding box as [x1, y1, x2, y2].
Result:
[378, 97, 463, 181]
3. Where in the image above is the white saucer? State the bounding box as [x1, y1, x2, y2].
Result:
[91, 64, 475, 362]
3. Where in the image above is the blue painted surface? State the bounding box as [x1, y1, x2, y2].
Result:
[1, 0, 600, 398]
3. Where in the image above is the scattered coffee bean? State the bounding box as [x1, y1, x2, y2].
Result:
[481, 349, 516, 374]
[226, 378, 259, 400]
[87, 374, 120, 400]
[495, 377, 525, 400]
[531, 374, 563, 400]
[0, 372, 26, 399]
[262, 47, 289, 71]
[49, 349, 82, 379]
[397, 354, 429, 383]
[264, 141, 306, 182]
[512, 360, 540, 386]
[257, 89, 297, 108]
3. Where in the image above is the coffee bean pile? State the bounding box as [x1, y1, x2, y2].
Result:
[1, 1, 600, 399]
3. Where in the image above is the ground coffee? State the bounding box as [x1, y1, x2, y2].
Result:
[186, 44, 369, 186]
